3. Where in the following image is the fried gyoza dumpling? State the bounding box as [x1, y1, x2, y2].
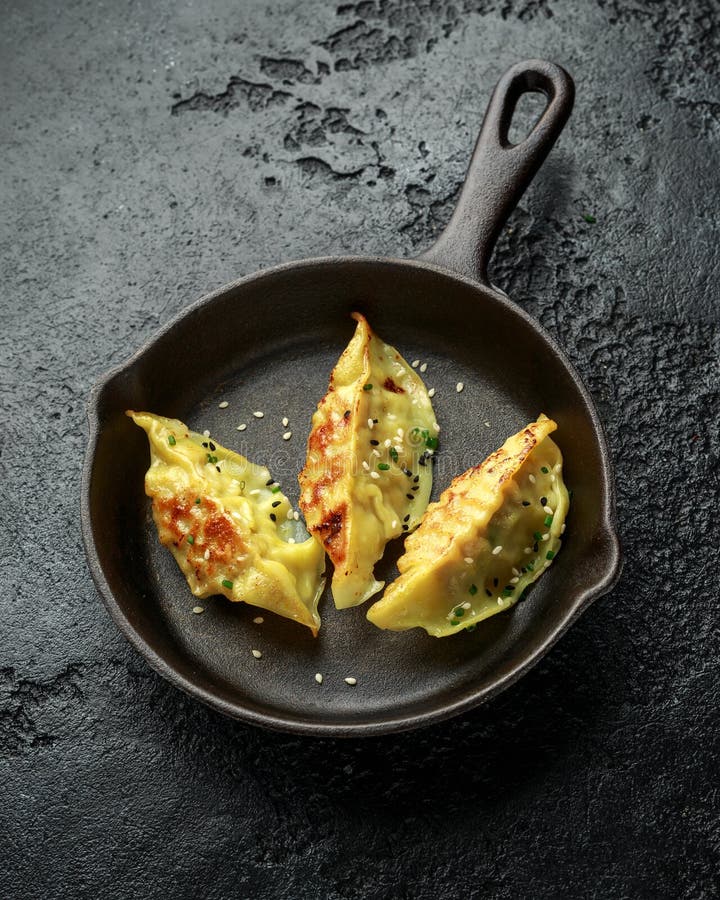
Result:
[366, 414, 569, 636]
[298, 313, 439, 609]
[128, 411, 326, 634]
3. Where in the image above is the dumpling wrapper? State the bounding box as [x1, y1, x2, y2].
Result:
[366, 414, 569, 636]
[298, 313, 439, 609]
[128, 411, 326, 635]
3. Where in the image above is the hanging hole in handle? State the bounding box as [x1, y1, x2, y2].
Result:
[507, 90, 551, 146]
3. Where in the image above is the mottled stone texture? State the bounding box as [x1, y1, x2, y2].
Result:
[1, 0, 718, 897]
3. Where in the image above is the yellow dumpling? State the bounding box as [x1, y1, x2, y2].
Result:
[298, 313, 439, 609]
[128, 411, 326, 635]
[366, 415, 569, 636]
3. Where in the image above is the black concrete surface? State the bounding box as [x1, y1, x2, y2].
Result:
[2, 1, 719, 897]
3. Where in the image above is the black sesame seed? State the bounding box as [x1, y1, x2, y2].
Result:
[403, 468, 412, 477]
[209, 442, 216, 451]
[370, 439, 379, 446]
[418, 457, 426, 466]
[413, 475, 419, 483]
[373, 418, 378, 424]
[522, 500, 531, 507]
[533, 542, 539, 552]
[485, 589, 492, 597]
[406, 493, 414, 501]
[403, 514, 410, 522]
[402, 524, 409, 531]
[269, 513, 276, 522]
[266, 479, 274, 486]
[271, 500, 281, 508]
[411, 485, 419, 491]
[202, 442, 209, 448]
[344, 410, 351, 418]
[540, 496, 547, 506]
[493, 578, 499, 587]
[215, 466, 221, 473]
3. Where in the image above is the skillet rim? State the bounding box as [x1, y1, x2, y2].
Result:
[81, 254, 622, 737]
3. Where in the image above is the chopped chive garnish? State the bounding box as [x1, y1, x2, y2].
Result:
[454, 607, 465, 617]
[533, 531, 543, 541]
[527, 561, 535, 571]
[546, 550, 555, 560]
[544, 515, 554, 527]
[450, 618, 460, 627]
[582, 213, 597, 224]
[271, 486, 282, 494]
[186, 535, 194, 544]
[206, 453, 218, 464]
[167, 435, 176, 446]
[469, 584, 478, 596]
[426, 436, 438, 450]
[222, 579, 234, 589]
[378, 462, 390, 471]
[363, 383, 373, 391]
[195, 498, 201, 504]
[541, 466, 549, 473]
[389, 447, 398, 462]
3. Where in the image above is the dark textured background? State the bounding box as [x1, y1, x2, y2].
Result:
[2, 1, 719, 897]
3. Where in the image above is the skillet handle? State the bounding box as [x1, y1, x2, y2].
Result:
[419, 59, 574, 285]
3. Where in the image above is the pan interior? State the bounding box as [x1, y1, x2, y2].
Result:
[88, 259, 611, 731]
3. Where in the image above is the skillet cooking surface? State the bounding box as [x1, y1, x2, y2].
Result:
[86, 258, 617, 734]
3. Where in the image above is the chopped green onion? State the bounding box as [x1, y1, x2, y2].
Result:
[527, 561, 535, 571]
[533, 531, 543, 541]
[195, 498, 201, 505]
[389, 447, 398, 463]
[167, 434, 176, 446]
[582, 213, 597, 224]
[454, 607, 465, 617]
[206, 453, 218, 464]
[469, 584, 478, 596]
[540, 466, 549, 473]
[363, 383, 373, 391]
[450, 618, 460, 627]
[222, 579, 234, 589]
[186, 535, 194, 545]
[378, 462, 390, 471]
[546, 550, 555, 560]
[271, 486, 282, 494]
[503, 586, 514, 595]
[426, 435, 439, 450]
[544, 515, 554, 527]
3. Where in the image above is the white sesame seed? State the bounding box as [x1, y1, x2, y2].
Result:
[368, 418, 374, 429]
[542, 533, 550, 541]
[492, 545, 503, 555]
[204, 549, 210, 560]
[344, 677, 357, 686]
[370, 471, 380, 479]
[250, 489, 261, 496]
[384, 439, 391, 448]
[218, 401, 229, 409]
[203, 429, 210, 437]
[456, 382, 464, 393]
[391, 520, 398, 528]
[362, 460, 370, 471]
[529, 474, 536, 484]
[484, 421, 490, 427]
[428, 388, 436, 398]
[464, 557, 473, 564]
[394, 445, 403, 454]
[554, 463, 562, 473]
[543, 505, 554, 515]
[561, 523, 566, 534]
[282, 417, 289, 427]
[510, 577, 519, 584]
[315, 673, 323, 684]
[420, 362, 427, 372]
[411, 359, 419, 368]
[272, 482, 280, 488]
[286, 509, 294, 519]
[524, 547, 532, 554]
[551, 474, 557, 483]
[544, 560, 551, 567]
[236, 423, 247, 431]
[251, 649, 262, 659]
[282, 431, 292, 440]
[433, 422, 440, 432]
[461, 602, 471, 610]
[372, 449, 381, 457]
[253, 616, 264, 624]
[293, 511, 299, 521]
[192, 606, 204, 614]
[253, 411, 264, 418]
[397, 428, 404, 438]
[497, 598, 503, 605]
[288, 537, 296, 544]
[512, 567, 520, 576]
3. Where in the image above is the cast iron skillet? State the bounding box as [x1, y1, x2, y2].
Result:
[82, 59, 621, 736]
